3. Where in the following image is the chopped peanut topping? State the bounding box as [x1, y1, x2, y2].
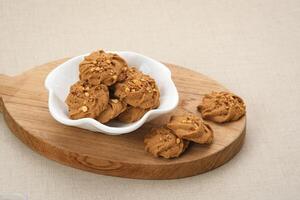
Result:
[81, 106, 88, 112]
[125, 87, 130, 92]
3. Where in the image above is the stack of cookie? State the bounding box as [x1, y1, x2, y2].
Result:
[65, 50, 160, 123]
[144, 91, 246, 159]
[144, 114, 213, 159]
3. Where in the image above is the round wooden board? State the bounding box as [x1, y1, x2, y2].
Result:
[0, 59, 246, 179]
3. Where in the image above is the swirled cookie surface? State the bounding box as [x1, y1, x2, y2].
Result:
[167, 114, 214, 144]
[144, 127, 189, 159]
[198, 91, 246, 123]
[65, 81, 109, 119]
[79, 50, 128, 86]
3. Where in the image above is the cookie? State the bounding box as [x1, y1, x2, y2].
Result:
[144, 127, 189, 159]
[198, 91, 246, 123]
[65, 80, 109, 119]
[167, 114, 214, 144]
[114, 67, 160, 109]
[96, 99, 127, 123]
[79, 50, 128, 86]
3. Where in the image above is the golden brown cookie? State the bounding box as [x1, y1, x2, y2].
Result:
[144, 127, 189, 159]
[96, 99, 127, 123]
[197, 91, 246, 123]
[79, 50, 128, 86]
[114, 67, 160, 109]
[65, 80, 109, 120]
[167, 114, 214, 144]
[118, 106, 148, 123]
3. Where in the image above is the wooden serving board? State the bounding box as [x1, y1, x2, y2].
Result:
[0, 59, 246, 179]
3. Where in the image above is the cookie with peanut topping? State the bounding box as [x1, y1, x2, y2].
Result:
[114, 67, 160, 109]
[65, 80, 109, 120]
[79, 50, 128, 86]
[144, 127, 189, 159]
[197, 91, 246, 123]
[167, 114, 214, 144]
[96, 99, 127, 123]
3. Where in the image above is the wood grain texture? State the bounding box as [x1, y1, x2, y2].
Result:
[0, 59, 246, 179]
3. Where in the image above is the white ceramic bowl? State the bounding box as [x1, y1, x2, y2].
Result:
[45, 51, 179, 135]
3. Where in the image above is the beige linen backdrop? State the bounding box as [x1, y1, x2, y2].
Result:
[0, 0, 299, 200]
